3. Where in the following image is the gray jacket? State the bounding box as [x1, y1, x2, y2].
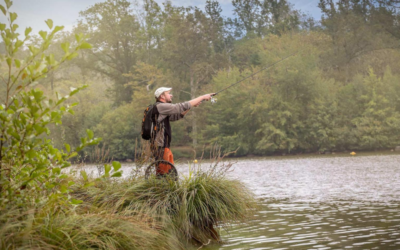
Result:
[153, 101, 191, 147]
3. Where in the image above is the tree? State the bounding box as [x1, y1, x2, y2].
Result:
[78, 0, 142, 105]
[318, 0, 400, 81]
[227, 0, 301, 38]
[0, 0, 103, 208]
[161, 4, 227, 146]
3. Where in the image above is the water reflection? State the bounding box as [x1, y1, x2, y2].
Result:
[204, 201, 400, 249]
[194, 154, 400, 250]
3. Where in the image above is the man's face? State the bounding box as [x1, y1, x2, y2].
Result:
[161, 91, 173, 103]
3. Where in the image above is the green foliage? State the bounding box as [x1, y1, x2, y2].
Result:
[0, 1, 105, 209]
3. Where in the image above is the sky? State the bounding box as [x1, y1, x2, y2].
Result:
[0, 0, 323, 35]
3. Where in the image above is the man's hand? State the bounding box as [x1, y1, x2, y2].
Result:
[188, 93, 216, 107]
[202, 93, 215, 101]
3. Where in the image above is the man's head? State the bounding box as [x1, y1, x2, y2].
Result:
[155, 87, 173, 103]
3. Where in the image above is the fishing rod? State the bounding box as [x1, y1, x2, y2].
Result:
[208, 50, 300, 104]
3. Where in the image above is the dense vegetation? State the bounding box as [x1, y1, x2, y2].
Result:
[2, 0, 398, 159]
[21, 0, 397, 159]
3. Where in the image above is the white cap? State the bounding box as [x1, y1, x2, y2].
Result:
[154, 87, 172, 98]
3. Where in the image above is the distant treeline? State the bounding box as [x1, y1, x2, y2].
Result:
[13, 0, 400, 159]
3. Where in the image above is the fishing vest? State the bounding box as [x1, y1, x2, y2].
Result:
[151, 103, 172, 148]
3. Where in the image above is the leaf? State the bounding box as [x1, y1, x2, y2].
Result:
[61, 42, 69, 53]
[65, 143, 70, 152]
[39, 30, 47, 40]
[71, 199, 83, 205]
[66, 52, 78, 60]
[60, 185, 68, 193]
[104, 164, 111, 175]
[14, 59, 20, 68]
[27, 149, 36, 159]
[79, 42, 92, 49]
[4, 0, 12, 9]
[80, 170, 88, 182]
[0, 5, 6, 15]
[25, 27, 32, 37]
[6, 57, 11, 67]
[9, 12, 17, 23]
[86, 129, 94, 139]
[111, 172, 122, 178]
[0, 23, 5, 31]
[11, 23, 17, 31]
[53, 25, 63, 33]
[67, 152, 78, 159]
[52, 167, 61, 175]
[75, 33, 82, 43]
[112, 161, 121, 171]
[45, 19, 53, 29]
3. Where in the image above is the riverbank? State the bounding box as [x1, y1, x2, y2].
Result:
[0, 165, 257, 249]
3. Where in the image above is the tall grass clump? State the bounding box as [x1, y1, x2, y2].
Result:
[78, 161, 257, 245]
[0, 209, 178, 250]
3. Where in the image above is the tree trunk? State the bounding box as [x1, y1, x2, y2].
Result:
[190, 70, 197, 147]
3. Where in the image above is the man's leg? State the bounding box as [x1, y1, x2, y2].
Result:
[157, 147, 174, 175]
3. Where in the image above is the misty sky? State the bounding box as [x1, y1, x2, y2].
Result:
[0, 0, 322, 35]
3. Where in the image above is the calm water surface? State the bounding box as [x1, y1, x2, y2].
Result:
[183, 154, 400, 250]
[82, 153, 400, 249]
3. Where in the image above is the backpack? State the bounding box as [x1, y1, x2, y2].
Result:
[141, 103, 159, 140]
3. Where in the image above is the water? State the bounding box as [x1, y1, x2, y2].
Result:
[187, 154, 400, 249]
[79, 153, 400, 249]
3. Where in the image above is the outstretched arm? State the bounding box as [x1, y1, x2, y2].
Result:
[188, 93, 214, 107]
[180, 93, 215, 117]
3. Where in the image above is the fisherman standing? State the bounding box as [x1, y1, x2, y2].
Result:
[151, 87, 214, 175]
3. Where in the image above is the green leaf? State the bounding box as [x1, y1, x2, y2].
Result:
[27, 149, 36, 159]
[65, 143, 70, 153]
[111, 172, 122, 178]
[86, 129, 94, 139]
[67, 152, 78, 159]
[9, 12, 17, 23]
[53, 25, 64, 34]
[104, 164, 111, 175]
[45, 19, 53, 29]
[66, 52, 78, 60]
[0, 23, 5, 31]
[112, 161, 121, 171]
[25, 27, 32, 37]
[80, 170, 88, 182]
[71, 199, 83, 205]
[79, 42, 92, 49]
[6, 57, 11, 67]
[61, 42, 69, 53]
[52, 167, 61, 175]
[60, 185, 68, 193]
[39, 30, 47, 40]
[4, 0, 12, 9]
[11, 23, 17, 31]
[75, 33, 82, 43]
[14, 59, 20, 68]
[0, 5, 6, 15]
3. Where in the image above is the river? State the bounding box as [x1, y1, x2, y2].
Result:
[80, 152, 400, 249]
[196, 153, 400, 250]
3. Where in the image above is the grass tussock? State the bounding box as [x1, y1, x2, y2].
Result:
[76, 166, 257, 245]
[0, 209, 178, 250]
[1, 152, 257, 249]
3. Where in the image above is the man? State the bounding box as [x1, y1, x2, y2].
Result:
[151, 87, 214, 175]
